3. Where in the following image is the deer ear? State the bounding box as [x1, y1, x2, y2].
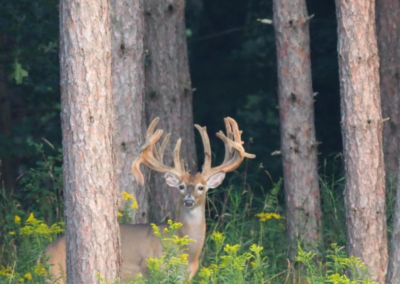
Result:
[164, 173, 180, 187]
[206, 172, 226, 189]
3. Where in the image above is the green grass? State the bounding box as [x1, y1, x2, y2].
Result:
[0, 151, 378, 283]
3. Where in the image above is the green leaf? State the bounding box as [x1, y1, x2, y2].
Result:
[11, 59, 29, 85]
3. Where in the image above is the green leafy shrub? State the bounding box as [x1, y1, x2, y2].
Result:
[0, 213, 64, 284]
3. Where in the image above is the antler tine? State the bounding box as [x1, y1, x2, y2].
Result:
[156, 133, 171, 163]
[132, 117, 186, 186]
[194, 124, 212, 173]
[174, 139, 183, 172]
[146, 117, 160, 138]
[222, 118, 234, 163]
[202, 117, 255, 179]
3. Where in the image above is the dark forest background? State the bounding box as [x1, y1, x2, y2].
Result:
[0, 0, 340, 192]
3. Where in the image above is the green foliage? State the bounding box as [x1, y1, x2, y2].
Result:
[119, 191, 139, 224]
[0, 153, 377, 284]
[295, 244, 377, 284]
[0, 140, 62, 268]
[197, 234, 267, 284]
[10, 59, 29, 85]
[20, 139, 63, 225]
[129, 220, 195, 284]
[0, 213, 63, 284]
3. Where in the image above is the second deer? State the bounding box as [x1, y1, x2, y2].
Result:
[46, 117, 255, 282]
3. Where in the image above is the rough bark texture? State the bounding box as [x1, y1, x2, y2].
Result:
[389, 170, 400, 283]
[335, 0, 388, 282]
[377, 0, 400, 181]
[144, 0, 197, 222]
[377, 1, 400, 283]
[60, 0, 121, 282]
[110, 0, 148, 223]
[272, 0, 322, 258]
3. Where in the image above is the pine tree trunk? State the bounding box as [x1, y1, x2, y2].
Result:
[335, 0, 388, 282]
[110, 0, 148, 223]
[60, 0, 121, 282]
[144, 0, 197, 222]
[389, 174, 400, 283]
[273, 0, 322, 258]
[376, 0, 400, 181]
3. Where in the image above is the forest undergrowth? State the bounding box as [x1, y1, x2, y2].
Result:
[0, 144, 381, 283]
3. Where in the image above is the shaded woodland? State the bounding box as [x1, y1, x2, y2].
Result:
[2, 0, 400, 283]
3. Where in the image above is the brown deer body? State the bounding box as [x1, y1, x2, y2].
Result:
[46, 117, 255, 283]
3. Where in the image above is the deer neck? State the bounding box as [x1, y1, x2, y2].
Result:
[177, 201, 206, 262]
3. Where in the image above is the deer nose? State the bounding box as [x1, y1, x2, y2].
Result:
[184, 199, 195, 207]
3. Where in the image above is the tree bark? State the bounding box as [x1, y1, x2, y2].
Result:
[389, 171, 400, 283]
[335, 0, 388, 282]
[60, 0, 121, 282]
[110, 0, 148, 223]
[272, 0, 322, 258]
[376, 1, 400, 283]
[144, 0, 197, 222]
[376, 0, 400, 181]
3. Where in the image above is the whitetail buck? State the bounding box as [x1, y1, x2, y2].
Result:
[46, 117, 255, 283]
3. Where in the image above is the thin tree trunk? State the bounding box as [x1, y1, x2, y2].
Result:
[144, 0, 197, 222]
[110, 0, 148, 223]
[60, 0, 121, 282]
[376, 0, 400, 181]
[335, 0, 388, 282]
[272, 0, 322, 258]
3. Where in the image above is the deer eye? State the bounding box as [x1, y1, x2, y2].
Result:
[198, 186, 204, 191]
[179, 185, 185, 190]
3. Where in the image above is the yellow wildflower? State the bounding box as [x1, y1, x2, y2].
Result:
[147, 257, 163, 271]
[131, 197, 139, 210]
[14, 215, 21, 224]
[250, 244, 263, 255]
[122, 191, 133, 201]
[26, 213, 36, 223]
[20, 225, 34, 236]
[151, 223, 161, 237]
[24, 273, 32, 280]
[170, 235, 196, 246]
[118, 212, 123, 217]
[180, 253, 188, 262]
[36, 223, 51, 235]
[211, 231, 225, 243]
[198, 267, 212, 279]
[223, 244, 240, 255]
[167, 220, 182, 230]
[34, 264, 47, 276]
[255, 212, 283, 222]
[0, 266, 12, 277]
[9, 231, 16, 235]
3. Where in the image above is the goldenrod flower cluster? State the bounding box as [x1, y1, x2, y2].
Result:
[255, 212, 283, 222]
[122, 191, 139, 209]
[12, 213, 64, 242]
[119, 191, 139, 223]
[199, 231, 266, 283]
[3, 213, 64, 283]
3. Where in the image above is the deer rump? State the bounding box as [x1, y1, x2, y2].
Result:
[46, 224, 169, 283]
